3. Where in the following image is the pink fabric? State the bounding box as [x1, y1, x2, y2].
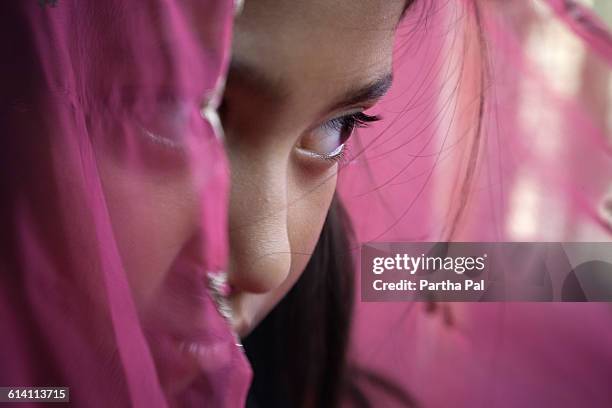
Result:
[1, 0, 611, 407]
[0, 1, 250, 406]
[340, 0, 612, 406]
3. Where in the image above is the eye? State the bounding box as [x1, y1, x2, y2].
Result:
[135, 95, 194, 150]
[298, 112, 380, 162]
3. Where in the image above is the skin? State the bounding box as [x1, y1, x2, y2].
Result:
[94, 0, 406, 397]
[226, 0, 405, 337]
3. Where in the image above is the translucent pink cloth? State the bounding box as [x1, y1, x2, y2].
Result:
[0, 1, 251, 406]
[339, 0, 612, 406]
[1, 0, 611, 407]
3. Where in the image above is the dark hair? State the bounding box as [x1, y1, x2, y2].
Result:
[243, 195, 356, 408]
[243, 195, 417, 408]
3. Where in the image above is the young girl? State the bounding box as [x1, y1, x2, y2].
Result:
[1, 0, 611, 407]
[0, 0, 412, 406]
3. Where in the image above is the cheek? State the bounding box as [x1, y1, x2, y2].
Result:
[286, 167, 338, 280]
[94, 139, 200, 312]
[232, 164, 339, 337]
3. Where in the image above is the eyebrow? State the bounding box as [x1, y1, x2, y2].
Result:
[228, 58, 393, 113]
[326, 73, 393, 112]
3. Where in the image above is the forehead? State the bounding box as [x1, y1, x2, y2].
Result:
[231, 0, 406, 110]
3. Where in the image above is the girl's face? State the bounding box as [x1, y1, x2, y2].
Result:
[224, 0, 405, 336]
[95, 0, 405, 382]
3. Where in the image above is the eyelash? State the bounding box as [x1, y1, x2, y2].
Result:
[326, 111, 381, 132]
[138, 104, 381, 166]
[320, 112, 381, 163]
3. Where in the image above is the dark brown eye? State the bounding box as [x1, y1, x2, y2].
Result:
[298, 112, 380, 160]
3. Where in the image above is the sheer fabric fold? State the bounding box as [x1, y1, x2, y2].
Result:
[0, 1, 251, 406]
[339, 1, 612, 406]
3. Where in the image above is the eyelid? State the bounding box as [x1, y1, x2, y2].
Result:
[314, 106, 371, 129]
[295, 145, 347, 165]
[137, 124, 184, 150]
[296, 111, 381, 165]
[132, 97, 196, 150]
[323, 111, 381, 131]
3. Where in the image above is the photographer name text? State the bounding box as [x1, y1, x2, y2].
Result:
[370, 254, 487, 292]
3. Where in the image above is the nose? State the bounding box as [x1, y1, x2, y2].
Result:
[225, 147, 292, 293]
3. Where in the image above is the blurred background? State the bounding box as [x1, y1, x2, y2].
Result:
[338, 1, 612, 406]
[340, 0, 612, 243]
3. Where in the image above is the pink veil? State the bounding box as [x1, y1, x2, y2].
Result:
[340, 0, 612, 406]
[0, 1, 251, 406]
[1, 0, 611, 407]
